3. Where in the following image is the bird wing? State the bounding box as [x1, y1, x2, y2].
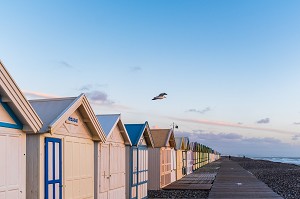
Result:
[159, 93, 167, 96]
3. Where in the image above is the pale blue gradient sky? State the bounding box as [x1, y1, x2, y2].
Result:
[1, 0, 300, 156]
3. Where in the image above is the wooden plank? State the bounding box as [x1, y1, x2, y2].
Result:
[208, 159, 283, 199]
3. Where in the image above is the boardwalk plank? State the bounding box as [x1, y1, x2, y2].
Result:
[208, 159, 283, 199]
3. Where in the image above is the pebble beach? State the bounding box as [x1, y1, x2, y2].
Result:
[232, 157, 300, 199]
[149, 157, 300, 199]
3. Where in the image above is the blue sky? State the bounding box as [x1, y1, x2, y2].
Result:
[1, 0, 300, 157]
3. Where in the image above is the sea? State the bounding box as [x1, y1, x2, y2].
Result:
[252, 157, 300, 166]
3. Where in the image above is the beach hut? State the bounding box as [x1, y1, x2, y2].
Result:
[200, 144, 209, 167]
[148, 128, 176, 190]
[175, 137, 186, 180]
[186, 138, 193, 175]
[195, 143, 201, 169]
[170, 144, 177, 183]
[26, 94, 106, 199]
[191, 142, 197, 171]
[175, 137, 183, 180]
[125, 122, 154, 199]
[96, 114, 132, 199]
[0, 61, 42, 199]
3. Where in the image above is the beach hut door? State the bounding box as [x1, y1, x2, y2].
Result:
[45, 138, 62, 199]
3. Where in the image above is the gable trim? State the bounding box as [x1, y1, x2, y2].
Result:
[0, 98, 23, 129]
[48, 94, 106, 142]
[0, 61, 43, 132]
[137, 122, 154, 148]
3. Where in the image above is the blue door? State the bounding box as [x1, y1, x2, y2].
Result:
[130, 146, 148, 199]
[45, 137, 62, 199]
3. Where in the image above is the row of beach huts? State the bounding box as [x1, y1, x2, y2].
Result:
[0, 61, 220, 199]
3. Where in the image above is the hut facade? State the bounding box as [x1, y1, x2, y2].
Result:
[0, 61, 42, 199]
[186, 138, 193, 175]
[192, 143, 201, 171]
[174, 137, 187, 180]
[96, 114, 132, 199]
[170, 147, 177, 182]
[26, 94, 106, 199]
[200, 145, 209, 167]
[148, 128, 176, 190]
[125, 122, 154, 199]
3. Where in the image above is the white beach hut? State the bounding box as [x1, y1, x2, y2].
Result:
[185, 138, 193, 175]
[175, 137, 185, 180]
[0, 61, 42, 199]
[148, 128, 176, 190]
[125, 122, 154, 199]
[96, 114, 132, 199]
[26, 94, 106, 199]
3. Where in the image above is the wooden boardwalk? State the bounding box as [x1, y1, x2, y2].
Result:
[163, 161, 221, 190]
[208, 159, 283, 199]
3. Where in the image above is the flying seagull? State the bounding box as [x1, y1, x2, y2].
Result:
[152, 93, 167, 100]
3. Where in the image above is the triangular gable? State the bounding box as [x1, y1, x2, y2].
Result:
[125, 121, 154, 147]
[175, 137, 183, 150]
[150, 128, 176, 148]
[189, 142, 195, 151]
[0, 61, 42, 132]
[0, 99, 22, 129]
[183, 137, 190, 150]
[97, 114, 131, 146]
[30, 94, 106, 142]
[167, 129, 176, 148]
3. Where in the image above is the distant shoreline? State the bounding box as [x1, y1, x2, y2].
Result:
[251, 156, 300, 166]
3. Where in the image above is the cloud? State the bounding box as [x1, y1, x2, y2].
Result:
[177, 131, 243, 141]
[79, 84, 108, 91]
[59, 61, 73, 68]
[293, 122, 300, 125]
[168, 116, 296, 135]
[173, 130, 299, 157]
[79, 84, 93, 91]
[187, 107, 211, 114]
[23, 90, 59, 99]
[130, 66, 142, 72]
[292, 134, 300, 141]
[85, 90, 114, 105]
[257, 118, 270, 124]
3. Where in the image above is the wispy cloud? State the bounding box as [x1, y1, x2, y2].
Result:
[187, 107, 211, 114]
[23, 90, 59, 99]
[293, 122, 300, 125]
[59, 61, 73, 68]
[85, 90, 114, 105]
[79, 84, 93, 91]
[168, 116, 295, 135]
[79, 84, 108, 91]
[292, 134, 300, 141]
[130, 66, 142, 72]
[257, 118, 270, 124]
[84, 90, 132, 110]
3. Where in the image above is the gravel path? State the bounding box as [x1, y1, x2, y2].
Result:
[232, 157, 300, 199]
[148, 189, 209, 199]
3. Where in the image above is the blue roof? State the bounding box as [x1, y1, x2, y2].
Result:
[125, 123, 146, 146]
[96, 114, 120, 136]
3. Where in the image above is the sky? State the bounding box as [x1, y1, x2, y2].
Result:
[1, 0, 300, 157]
